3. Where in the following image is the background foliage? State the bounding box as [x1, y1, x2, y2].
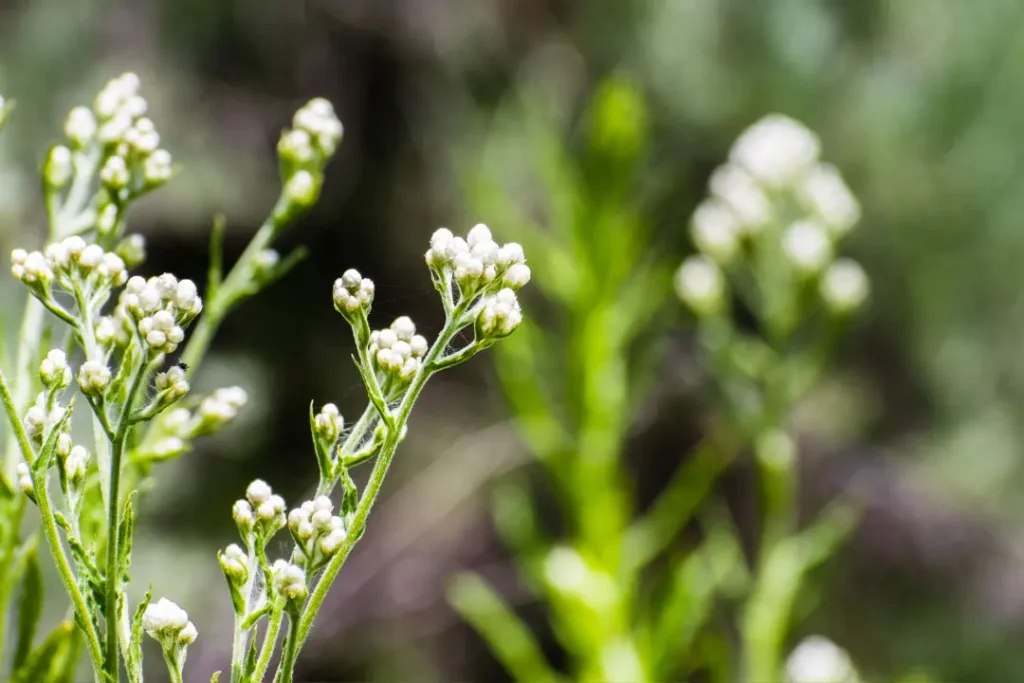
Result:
[3, 0, 1024, 680]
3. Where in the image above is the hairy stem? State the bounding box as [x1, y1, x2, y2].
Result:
[0, 368, 105, 679]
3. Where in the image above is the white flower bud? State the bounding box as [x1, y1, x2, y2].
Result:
[232, 500, 254, 531]
[151, 437, 187, 460]
[675, 256, 725, 317]
[100, 155, 129, 190]
[690, 199, 739, 263]
[477, 288, 523, 338]
[219, 543, 248, 583]
[785, 635, 857, 683]
[410, 335, 429, 357]
[820, 258, 869, 314]
[16, 463, 32, 495]
[497, 242, 525, 267]
[271, 560, 308, 601]
[709, 164, 772, 230]
[246, 479, 272, 505]
[314, 403, 343, 442]
[390, 316, 416, 341]
[78, 244, 104, 269]
[467, 223, 492, 248]
[730, 113, 820, 187]
[333, 269, 375, 314]
[40, 350, 71, 389]
[45, 146, 73, 188]
[503, 263, 531, 290]
[782, 220, 832, 274]
[142, 598, 197, 651]
[143, 149, 173, 187]
[284, 170, 319, 206]
[800, 163, 861, 236]
[77, 361, 111, 396]
[278, 129, 314, 164]
[65, 106, 97, 147]
[64, 445, 89, 483]
[319, 528, 347, 555]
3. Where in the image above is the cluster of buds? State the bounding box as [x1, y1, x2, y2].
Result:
[141, 597, 198, 654]
[476, 288, 524, 339]
[190, 386, 248, 436]
[217, 543, 250, 615]
[277, 98, 343, 207]
[23, 393, 66, 444]
[63, 444, 90, 490]
[232, 479, 286, 538]
[271, 560, 308, 604]
[313, 403, 344, 445]
[368, 316, 429, 384]
[77, 360, 112, 397]
[678, 113, 868, 317]
[425, 224, 530, 295]
[287, 495, 347, 567]
[84, 73, 174, 193]
[139, 386, 247, 461]
[332, 269, 375, 319]
[11, 237, 128, 295]
[147, 365, 191, 413]
[120, 274, 202, 354]
[39, 349, 72, 391]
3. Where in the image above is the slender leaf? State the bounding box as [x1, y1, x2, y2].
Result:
[13, 543, 43, 670]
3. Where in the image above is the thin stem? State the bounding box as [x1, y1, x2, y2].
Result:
[161, 650, 184, 683]
[273, 616, 301, 683]
[250, 607, 285, 683]
[0, 368, 105, 678]
[103, 357, 154, 683]
[295, 307, 465, 644]
[230, 538, 259, 683]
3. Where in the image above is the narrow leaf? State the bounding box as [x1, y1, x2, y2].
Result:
[11, 620, 73, 683]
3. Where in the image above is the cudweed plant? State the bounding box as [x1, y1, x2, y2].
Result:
[676, 113, 867, 681]
[0, 73, 528, 683]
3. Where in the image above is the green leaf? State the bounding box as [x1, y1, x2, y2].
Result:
[240, 601, 273, 630]
[32, 398, 76, 477]
[128, 588, 152, 678]
[309, 401, 332, 483]
[13, 543, 43, 670]
[11, 620, 73, 683]
[55, 627, 84, 683]
[339, 466, 358, 521]
[210, 672, 222, 683]
[117, 491, 137, 584]
[448, 572, 562, 683]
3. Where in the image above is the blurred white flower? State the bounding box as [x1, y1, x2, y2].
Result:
[731, 113, 820, 187]
[785, 635, 858, 683]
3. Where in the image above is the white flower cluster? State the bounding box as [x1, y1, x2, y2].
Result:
[232, 479, 286, 536]
[147, 387, 247, 456]
[313, 403, 344, 443]
[194, 386, 248, 431]
[287, 495, 347, 564]
[11, 237, 128, 292]
[332, 268, 375, 317]
[120, 274, 202, 354]
[680, 113, 868, 316]
[271, 560, 308, 602]
[476, 288, 524, 339]
[425, 224, 530, 294]
[141, 597, 198, 650]
[39, 349, 72, 390]
[369, 316, 429, 383]
[785, 635, 858, 683]
[15, 464, 32, 495]
[276, 98, 343, 206]
[83, 73, 173, 191]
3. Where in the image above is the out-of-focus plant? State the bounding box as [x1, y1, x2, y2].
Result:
[0, 72, 529, 683]
[449, 71, 868, 682]
[676, 113, 867, 681]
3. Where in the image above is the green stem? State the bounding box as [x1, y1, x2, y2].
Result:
[294, 308, 464, 645]
[3, 297, 45, 479]
[161, 650, 184, 683]
[0, 368, 105, 679]
[273, 616, 301, 683]
[250, 607, 285, 683]
[230, 540, 258, 683]
[103, 358, 153, 683]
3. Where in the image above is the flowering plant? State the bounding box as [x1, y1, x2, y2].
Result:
[0, 73, 528, 683]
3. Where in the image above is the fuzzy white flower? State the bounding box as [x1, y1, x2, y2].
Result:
[477, 289, 523, 338]
[782, 221, 832, 274]
[100, 155, 129, 190]
[144, 149, 173, 186]
[45, 146, 73, 188]
[246, 479, 272, 505]
[730, 113, 821, 187]
[675, 256, 725, 316]
[332, 269, 375, 314]
[271, 560, 308, 601]
[142, 598, 197, 649]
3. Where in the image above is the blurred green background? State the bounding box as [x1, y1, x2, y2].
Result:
[4, 0, 1024, 680]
